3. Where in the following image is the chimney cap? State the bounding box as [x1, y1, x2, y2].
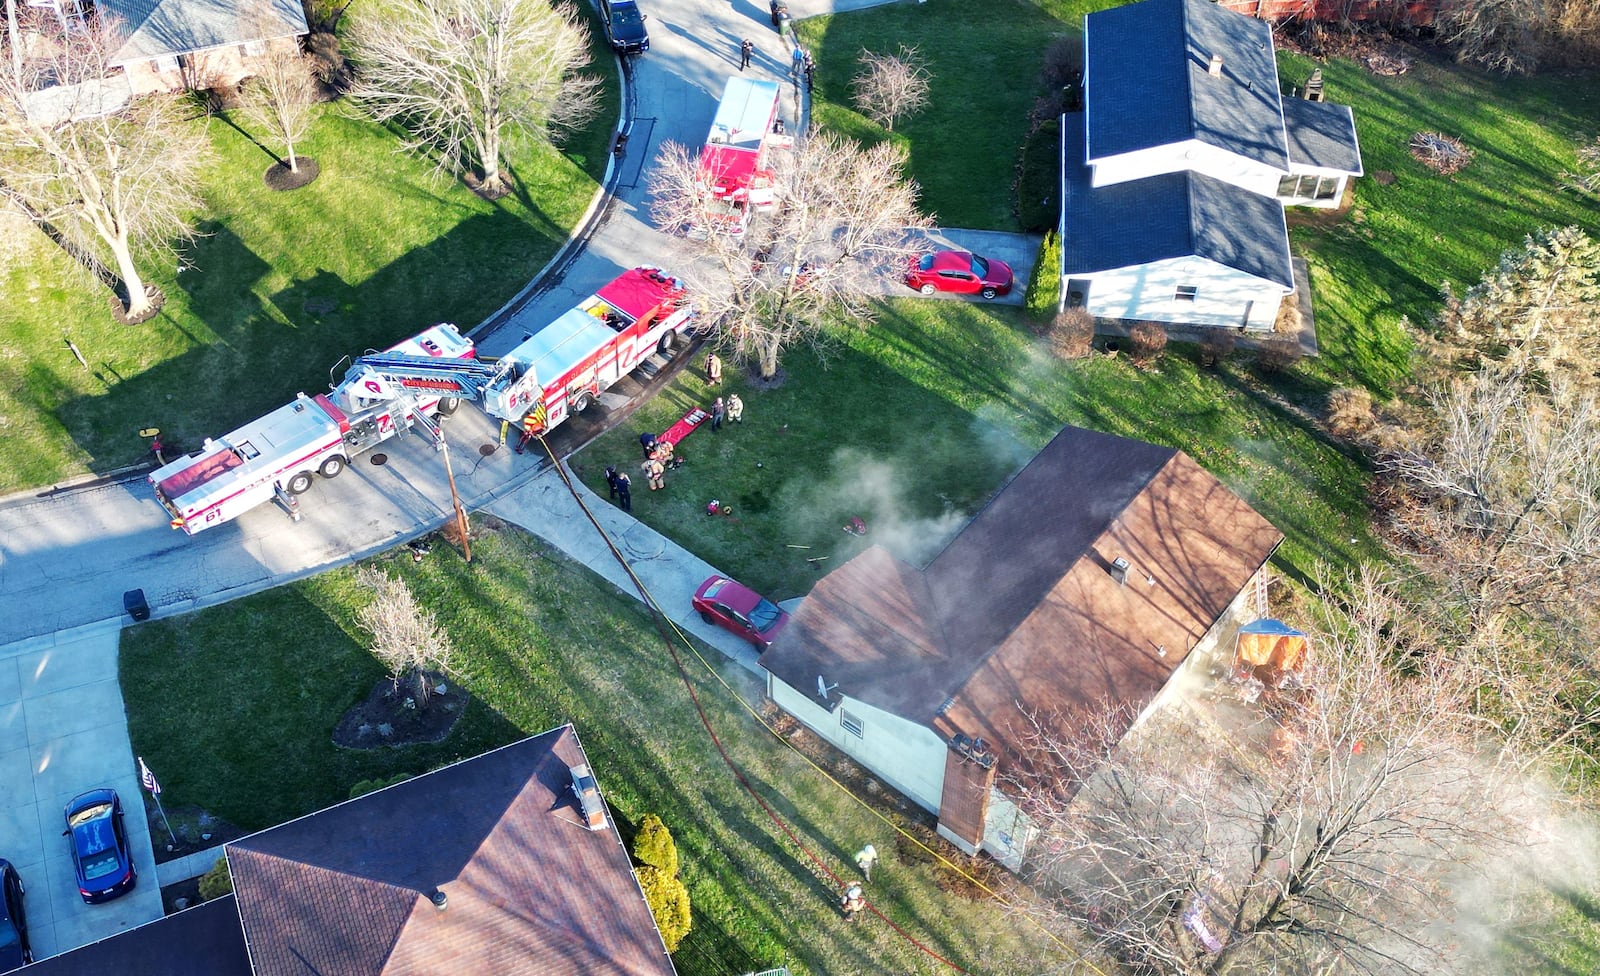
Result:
[1109, 557, 1130, 585]
[430, 889, 448, 911]
[1208, 52, 1224, 76]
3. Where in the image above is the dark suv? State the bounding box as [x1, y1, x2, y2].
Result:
[0, 859, 30, 974]
[599, 0, 649, 55]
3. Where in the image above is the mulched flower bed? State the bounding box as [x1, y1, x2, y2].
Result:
[333, 671, 466, 749]
[264, 157, 321, 191]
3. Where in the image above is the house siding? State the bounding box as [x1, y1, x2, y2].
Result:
[1091, 138, 1287, 196]
[1070, 256, 1287, 330]
[767, 676, 948, 813]
[118, 35, 303, 96]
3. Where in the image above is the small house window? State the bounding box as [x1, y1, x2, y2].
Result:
[1174, 285, 1198, 302]
[840, 710, 865, 738]
[243, 39, 267, 57]
[154, 54, 180, 74]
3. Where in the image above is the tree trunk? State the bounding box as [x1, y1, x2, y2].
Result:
[286, 139, 300, 173]
[109, 231, 155, 318]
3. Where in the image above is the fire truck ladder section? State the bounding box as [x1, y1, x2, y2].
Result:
[338, 353, 536, 425]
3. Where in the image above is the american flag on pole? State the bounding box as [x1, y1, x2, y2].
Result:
[138, 757, 162, 796]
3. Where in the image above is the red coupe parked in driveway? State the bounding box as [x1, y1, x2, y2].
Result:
[692, 576, 789, 649]
[905, 250, 1014, 299]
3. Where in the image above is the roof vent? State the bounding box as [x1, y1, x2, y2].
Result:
[1208, 53, 1224, 77]
[1110, 557, 1130, 586]
[430, 889, 448, 911]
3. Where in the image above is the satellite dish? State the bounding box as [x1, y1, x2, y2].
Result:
[816, 675, 838, 698]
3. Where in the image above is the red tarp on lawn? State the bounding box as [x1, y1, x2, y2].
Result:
[660, 406, 711, 446]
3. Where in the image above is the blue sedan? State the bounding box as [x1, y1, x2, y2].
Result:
[63, 789, 137, 903]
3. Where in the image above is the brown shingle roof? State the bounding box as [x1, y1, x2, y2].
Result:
[761, 426, 1282, 767]
[227, 726, 674, 976]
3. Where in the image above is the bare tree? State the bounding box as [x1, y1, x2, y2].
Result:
[1439, 226, 1600, 386]
[1436, 0, 1551, 73]
[0, 12, 212, 321]
[1383, 371, 1600, 642]
[344, 0, 598, 197]
[1012, 570, 1522, 976]
[850, 45, 931, 133]
[354, 565, 454, 707]
[648, 129, 931, 380]
[237, 48, 318, 176]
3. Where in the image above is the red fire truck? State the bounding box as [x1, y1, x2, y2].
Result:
[694, 76, 785, 237]
[150, 268, 694, 534]
[149, 325, 476, 535]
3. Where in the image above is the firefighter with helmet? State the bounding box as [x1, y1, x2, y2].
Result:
[515, 406, 545, 454]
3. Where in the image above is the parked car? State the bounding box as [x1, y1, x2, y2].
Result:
[905, 250, 1015, 300]
[599, 0, 649, 55]
[0, 859, 30, 973]
[692, 576, 789, 649]
[63, 789, 136, 904]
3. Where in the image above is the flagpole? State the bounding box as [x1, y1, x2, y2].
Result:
[139, 757, 177, 847]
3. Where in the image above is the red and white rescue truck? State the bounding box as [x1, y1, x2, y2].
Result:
[694, 76, 786, 237]
[149, 267, 694, 535]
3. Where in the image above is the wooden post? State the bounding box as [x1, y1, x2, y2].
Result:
[439, 435, 472, 563]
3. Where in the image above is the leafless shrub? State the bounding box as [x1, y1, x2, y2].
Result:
[850, 45, 931, 133]
[1410, 131, 1475, 175]
[354, 565, 454, 707]
[1199, 329, 1236, 366]
[1126, 321, 1167, 366]
[1561, 135, 1600, 194]
[1326, 386, 1376, 438]
[1047, 308, 1095, 360]
[1255, 336, 1305, 373]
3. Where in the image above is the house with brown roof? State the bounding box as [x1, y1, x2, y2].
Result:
[22, 726, 677, 976]
[758, 426, 1282, 869]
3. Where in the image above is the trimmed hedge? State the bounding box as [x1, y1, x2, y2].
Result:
[1015, 119, 1060, 233]
[1023, 229, 1062, 324]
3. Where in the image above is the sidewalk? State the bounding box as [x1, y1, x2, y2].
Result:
[485, 466, 766, 677]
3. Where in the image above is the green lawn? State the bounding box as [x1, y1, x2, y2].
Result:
[797, 0, 1121, 230]
[578, 303, 1382, 601]
[121, 529, 1078, 976]
[0, 41, 617, 494]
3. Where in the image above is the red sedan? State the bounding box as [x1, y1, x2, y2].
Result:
[692, 576, 789, 649]
[905, 250, 1014, 300]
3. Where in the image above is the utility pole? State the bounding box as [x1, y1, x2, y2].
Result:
[439, 433, 472, 563]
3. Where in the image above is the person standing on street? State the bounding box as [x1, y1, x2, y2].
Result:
[739, 38, 754, 71]
[711, 396, 725, 432]
[727, 392, 744, 424]
[515, 411, 541, 454]
[802, 51, 816, 93]
[616, 470, 632, 512]
[705, 351, 723, 385]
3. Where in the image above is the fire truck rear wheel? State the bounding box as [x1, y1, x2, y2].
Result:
[572, 392, 594, 414]
[318, 455, 346, 479]
[286, 471, 315, 495]
[657, 331, 677, 356]
[436, 397, 461, 416]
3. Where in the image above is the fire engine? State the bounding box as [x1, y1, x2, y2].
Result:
[149, 325, 477, 535]
[150, 267, 693, 535]
[694, 76, 785, 237]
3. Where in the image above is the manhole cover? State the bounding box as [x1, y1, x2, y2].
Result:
[478, 443, 497, 457]
[370, 453, 388, 466]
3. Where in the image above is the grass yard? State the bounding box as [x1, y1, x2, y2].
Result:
[796, 0, 1121, 230]
[0, 38, 618, 494]
[1276, 50, 1600, 396]
[577, 303, 1382, 601]
[121, 528, 1079, 976]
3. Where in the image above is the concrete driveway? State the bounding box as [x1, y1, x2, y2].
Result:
[0, 622, 163, 958]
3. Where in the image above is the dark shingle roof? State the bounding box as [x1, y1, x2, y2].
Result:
[761, 426, 1284, 770]
[100, 0, 308, 63]
[1061, 116, 1294, 288]
[23, 896, 251, 976]
[1085, 0, 1287, 170]
[227, 727, 674, 976]
[1281, 97, 1364, 174]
